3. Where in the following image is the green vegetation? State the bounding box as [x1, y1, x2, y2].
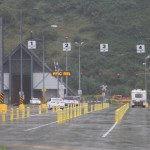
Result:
[0, 145, 6, 150]
[1, 0, 150, 96]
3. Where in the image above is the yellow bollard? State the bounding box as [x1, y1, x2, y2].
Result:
[60, 109, 63, 123]
[10, 108, 14, 121]
[16, 108, 20, 119]
[22, 109, 25, 119]
[74, 107, 77, 118]
[66, 107, 69, 120]
[76, 106, 78, 116]
[57, 110, 60, 124]
[91, 105, 93, 112]
[65, 108, 68, 121]
[94, 104, 96, 111]
[46, 107, 48, 114]
[56, 105, 60, 112]
[62, 108, 65, 122]
[84, 106, 86, 114]
[70, 107, 73, 119]
[38, 105, 42, 115]
[27, 107, 30, 117]
[2, 111, 6, 122]
[79, 105, 82, 116]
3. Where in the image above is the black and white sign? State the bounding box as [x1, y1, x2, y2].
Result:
[100, 44, 108, 52]
[78, 90, 82, 95]
[63, 43, 71, 51]
[136, 45, 145, 53]
[101, 85, 107, 92]
[28, 40, 36, 49]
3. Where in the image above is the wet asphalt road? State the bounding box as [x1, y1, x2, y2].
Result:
[0, 105, 150, 150]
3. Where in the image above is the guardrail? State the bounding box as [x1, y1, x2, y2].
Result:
[115, 103, 129, 122]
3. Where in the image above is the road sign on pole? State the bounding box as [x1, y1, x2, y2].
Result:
[63, 43, 71, 51]
[100, 44, 108, 52]
[78, 90, 82, 96]
[136, 45, 145, 53]
[28, 40, 36, 49]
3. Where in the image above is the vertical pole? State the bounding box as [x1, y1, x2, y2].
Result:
[145, 57, 148, 101]
[20, 9, 24, 104]
[65, 37, 68, 96]
[57, 40, 59, 98]
[42, 31, 45, 104]
[9, 55, 12, 104]
[31, 56, 33, 98]
[0, 17, 4, 104]
[79, 45, 81, 93]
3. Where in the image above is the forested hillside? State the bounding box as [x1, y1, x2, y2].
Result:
[1, 0, 150, 96]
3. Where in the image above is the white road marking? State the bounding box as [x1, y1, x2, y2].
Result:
[24, 112, 84, 131]
[102, 122, 118, 138]
[9, 113, 50, 121]
[24, 121, 57, 131]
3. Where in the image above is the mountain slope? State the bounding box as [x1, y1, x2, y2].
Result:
[1, 0, 150, 96]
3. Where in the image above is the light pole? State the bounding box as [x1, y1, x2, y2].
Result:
[19, 9, 24, 105]
[143, 55, 150, 100]
[41, 25, 58, 103]
[41, 31, 46, 104]
[75, 42, 84, 97]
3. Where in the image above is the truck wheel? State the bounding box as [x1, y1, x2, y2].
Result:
[131, 105, 135, 108]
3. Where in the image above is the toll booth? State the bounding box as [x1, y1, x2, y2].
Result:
[3, 44, 69, 104]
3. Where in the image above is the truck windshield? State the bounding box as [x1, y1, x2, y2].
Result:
[135, 94, 143, 98]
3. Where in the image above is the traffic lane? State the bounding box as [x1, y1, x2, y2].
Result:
[28, 106, 117, 149]
[0, 106, 117, 150]
[0, 111, 57, 133]
[103, 107, 150, 150]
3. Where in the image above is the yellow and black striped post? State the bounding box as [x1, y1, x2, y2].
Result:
[20, 95, 24, 104]
[0, 92, 4, 104]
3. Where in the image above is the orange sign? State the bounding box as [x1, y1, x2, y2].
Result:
[51, 71, 71, 76]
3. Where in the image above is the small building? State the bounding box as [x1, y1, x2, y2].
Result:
[3, 44, 73, 104]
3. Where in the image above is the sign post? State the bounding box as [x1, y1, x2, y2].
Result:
[63, 37, 71, 96]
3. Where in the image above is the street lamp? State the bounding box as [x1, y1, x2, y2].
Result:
[143, 55, 150, 101]
[19, 9, 24, 105]
[41, 24, 58, 103]
[75, 42, 84, 97]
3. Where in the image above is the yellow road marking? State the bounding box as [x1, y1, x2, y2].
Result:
[0, 142, 74, 150]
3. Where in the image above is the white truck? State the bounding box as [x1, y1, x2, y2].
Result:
[131, 89, 147, 108]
